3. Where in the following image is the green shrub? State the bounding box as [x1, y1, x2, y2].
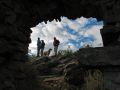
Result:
[58, 50, 74, 57]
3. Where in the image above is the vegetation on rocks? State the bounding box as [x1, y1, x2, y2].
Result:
[27, 48, 105, 90]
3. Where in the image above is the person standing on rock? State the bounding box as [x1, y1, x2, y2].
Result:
[41, 40, 45, 56]
[53, 37, 60, 56]
[37, 37, 41, 57]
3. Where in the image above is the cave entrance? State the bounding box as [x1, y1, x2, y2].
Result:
[29, 16, 104, 56]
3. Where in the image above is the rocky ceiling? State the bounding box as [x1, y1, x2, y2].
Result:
[1, 0, 120, 26]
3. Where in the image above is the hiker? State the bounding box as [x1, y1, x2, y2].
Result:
[37, 37, 41, 57]
[41, 40, 45, 56]
[53, 37, 60, 56]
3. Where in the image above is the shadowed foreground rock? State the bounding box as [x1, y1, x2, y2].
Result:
[0, 0, 120, 90]
[30, 46, 120, 90]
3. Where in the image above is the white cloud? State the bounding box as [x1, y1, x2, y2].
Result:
[29, 16, 104, 55]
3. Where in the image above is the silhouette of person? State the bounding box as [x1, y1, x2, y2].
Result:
[41, 40, 45, 56]
[37, 37, 41, 57]
[53, 37, 60, 56]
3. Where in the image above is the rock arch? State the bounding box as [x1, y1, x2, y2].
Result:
[0, 0, 120, 89]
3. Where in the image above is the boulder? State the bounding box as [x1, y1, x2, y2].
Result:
[64, 62, 86, 87]
[101, 25, 120, 46]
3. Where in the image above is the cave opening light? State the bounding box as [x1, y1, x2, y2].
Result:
[29, 16, 104, 55]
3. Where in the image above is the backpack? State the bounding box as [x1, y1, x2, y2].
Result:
[55, 40, 60, 46]
[41, 41, 45, 48]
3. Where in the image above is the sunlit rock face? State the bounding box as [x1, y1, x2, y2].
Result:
[29, 16, 104, 55]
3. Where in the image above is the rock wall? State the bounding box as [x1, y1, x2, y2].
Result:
[66, 47, 120, 90]
[103, 68, 120, 90]
[0, 1, 36, 90]
[0, 0, 120, 90]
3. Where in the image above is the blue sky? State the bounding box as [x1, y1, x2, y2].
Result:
[29, 16, 104, 55]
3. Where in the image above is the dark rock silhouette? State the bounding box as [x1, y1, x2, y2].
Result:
[0, 0, 120, 90]
[100, 22, 120, 46]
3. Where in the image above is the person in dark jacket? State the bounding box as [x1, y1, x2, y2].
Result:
[37, 37, 41, 57]
[41, 40, 45, 56]
[53, 37, 60, 56]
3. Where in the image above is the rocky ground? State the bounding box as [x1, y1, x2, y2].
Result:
[0, 46, 120, 90]
[28, 56, 80, 90]
[28, 48, 105, 90]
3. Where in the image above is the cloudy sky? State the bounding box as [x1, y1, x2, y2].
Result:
[29, 16, 104, 55]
